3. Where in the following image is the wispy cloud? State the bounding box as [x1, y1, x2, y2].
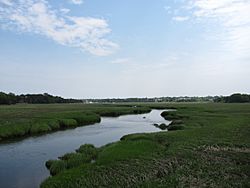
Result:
[0, 0, 118, 56]
[189, 0, 250, 58]
[166, 0, 250, 59]
[60, 8, 70, 14]
[70, 0, 83, 5]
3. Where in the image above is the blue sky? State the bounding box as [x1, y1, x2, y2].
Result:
[0, 0, 249, 98]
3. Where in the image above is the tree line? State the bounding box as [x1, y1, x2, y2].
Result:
[1, 92, 249, 105]
[87, 94, 250, 103]
[214, 93, 250, 103]
[0, 92, 82, 105]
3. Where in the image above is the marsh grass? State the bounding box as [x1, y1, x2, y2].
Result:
[161, 111, 184, 120]
[0, 121, 31, 140]
[59, 119, 78, 128]
[167, 124, 185, 131]
[160, 111, 186, 131]
[30, 122, 52, 134]
[153, 123, 168, 130]
[76, 144, 98, 159]
[0, 104, 149, 141]
[46, 144, 98, 176]
[48, 160, 67, 176]
[41, 103, 250, 188]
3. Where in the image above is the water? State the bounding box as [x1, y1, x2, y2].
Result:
[0, 110, 169, 188]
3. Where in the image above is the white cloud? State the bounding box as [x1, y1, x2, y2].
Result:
[70, 0, 83, 5]
[60, 8, 70, 14]
[189, 0, 250, 58]
[0, 0, 118, 56]
[172, 16, 189, 22]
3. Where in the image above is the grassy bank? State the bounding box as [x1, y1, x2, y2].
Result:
[41, 103, 250, 187]
[0, 103, 150, 141]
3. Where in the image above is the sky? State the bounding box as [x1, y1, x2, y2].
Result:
[0, 0, 249, 98]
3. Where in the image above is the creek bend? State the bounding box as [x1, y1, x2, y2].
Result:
[0, 110, 169, 188]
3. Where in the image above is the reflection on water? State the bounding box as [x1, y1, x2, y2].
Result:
[0, 110, 169, 188]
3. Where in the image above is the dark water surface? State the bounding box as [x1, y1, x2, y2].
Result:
[0, 110, 169, 188]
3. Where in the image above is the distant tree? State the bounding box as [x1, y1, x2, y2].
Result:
[224, 93, 250, 103]
[0, 91, 82, 105]
[0, 92, 18, 104]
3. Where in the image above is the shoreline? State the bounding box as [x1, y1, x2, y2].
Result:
[0, 104, 151, 142]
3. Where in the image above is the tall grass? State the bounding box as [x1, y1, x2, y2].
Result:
[41, 103, 250, 188]
[46, 144, 98, 176]
[0, 104, 150, 141]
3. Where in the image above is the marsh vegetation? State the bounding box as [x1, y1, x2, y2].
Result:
[0, 108, 167, 188]
[0, 103, 249, 188]
[0, 104, 150, 141]
[40, 103, 250, 188]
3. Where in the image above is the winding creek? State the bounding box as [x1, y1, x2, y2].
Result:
[0, 110, 170, 188]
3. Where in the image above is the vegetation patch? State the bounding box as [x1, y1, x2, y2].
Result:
[58, 119, 78, 129]
[48, 160, 67, 176]
[167, 124, 185, 131]
[76, 144, 98, 159]
[97, 107, 151, 117]
[46, 144, 98, 176]
[0, 121, 31, 140]
[47, 120, 60, 130]
[30, 122, 52, 134]
[161, 111, 183, 120]
[41, 103, 250, 188]
[153, 123, 168, 130]
[0, 104, 150, 141]
[169, 119, 184, 125]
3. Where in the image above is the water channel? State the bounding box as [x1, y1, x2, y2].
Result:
[0, 110, 170, 188]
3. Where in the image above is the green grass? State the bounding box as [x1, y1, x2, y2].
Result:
[76, 144, 98, 159]
[0, 103, 151, 141]
[46, 144, 99, 176]
[40, 103, 250, 188]
[30, 122, 52, 134]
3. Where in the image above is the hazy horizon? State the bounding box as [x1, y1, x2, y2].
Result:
[0, 91, 248, 100]
[1, 0, 250, 98]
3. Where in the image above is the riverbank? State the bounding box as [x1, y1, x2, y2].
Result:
[41, 103, 250, 187]
[0, 104, 150, 142]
